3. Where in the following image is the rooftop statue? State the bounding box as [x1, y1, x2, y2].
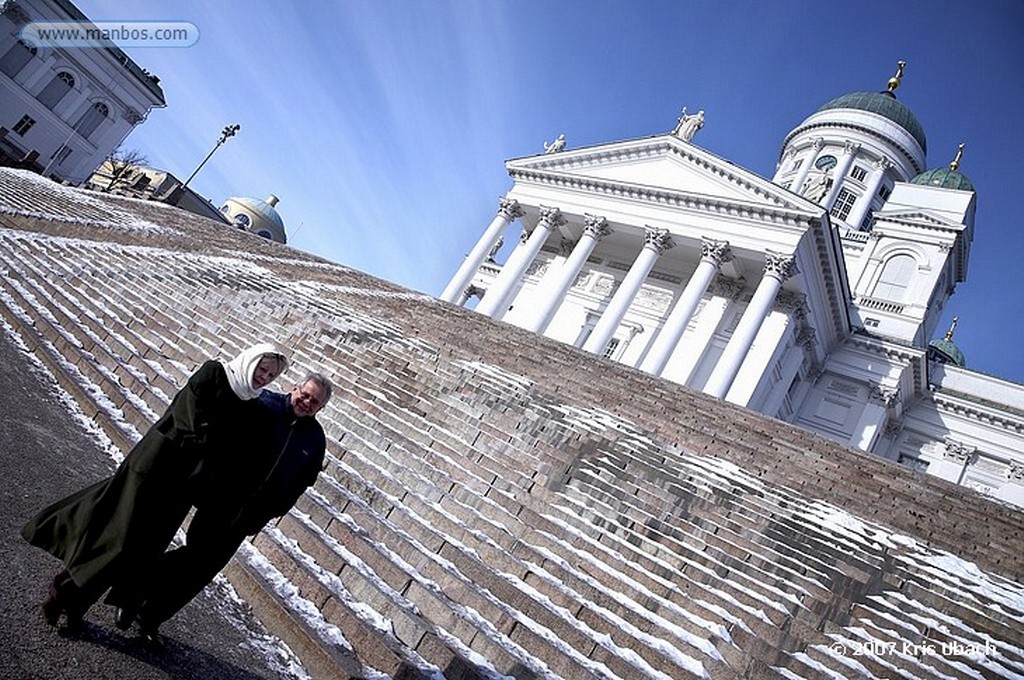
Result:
[543, 133, 566, 154]
[672, 107, 704, 142]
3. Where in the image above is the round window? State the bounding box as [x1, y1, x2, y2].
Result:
[815, 155, 838, 171]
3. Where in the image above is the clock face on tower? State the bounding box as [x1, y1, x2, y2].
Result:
[815, 155, 838, 171]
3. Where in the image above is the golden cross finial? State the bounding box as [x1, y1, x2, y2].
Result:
[950, 143, 965, 172]
[945, 316, 958, 341]
[887, 60, 907, 93]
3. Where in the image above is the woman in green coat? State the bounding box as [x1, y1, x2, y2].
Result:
[21, 342, 288, 633]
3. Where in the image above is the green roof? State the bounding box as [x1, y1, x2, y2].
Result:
[817, 91, 926, 153]
[928, 337, 966, 367]
[911, 167, 974, 192]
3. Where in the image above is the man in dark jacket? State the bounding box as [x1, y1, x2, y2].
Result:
[118, 372, 332, 644]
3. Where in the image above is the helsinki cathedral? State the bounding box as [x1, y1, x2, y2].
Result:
[441, 63, 1024, 508]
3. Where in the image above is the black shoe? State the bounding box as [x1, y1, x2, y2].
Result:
[41, 570, 75, 627]
[138, 627, 163, 652]
[114, 606, 137, 631]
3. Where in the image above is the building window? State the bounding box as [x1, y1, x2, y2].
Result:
[872, 254, 916, 301]
[256, 230, 273, 240]
[13, 114, 35, 136]
[878, 184, 891, 200]
[864, 318, 880, 327]
[815, 155, 837, 171]
[74, 102, 109, 138]
[830, 188, 858, 221]
[602, 338, 620, 360]
[791, 158, 803, 172]
[233, 213, 251, 228]
[851, 166, 867, 182]
[38, 71, 75, 110]
[0, 39, 36, 77]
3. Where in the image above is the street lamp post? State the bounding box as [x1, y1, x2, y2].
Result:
[181, 123, 240, 190]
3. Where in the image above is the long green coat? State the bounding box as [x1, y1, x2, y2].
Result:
[21, 360, 259, 598]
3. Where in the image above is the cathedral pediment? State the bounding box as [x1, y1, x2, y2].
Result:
[506, 135, 817, 216]
[871, 208, 966, 233]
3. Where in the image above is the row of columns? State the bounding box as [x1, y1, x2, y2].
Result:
[441, 197, 799, 400]
[779, 138, 883, 219]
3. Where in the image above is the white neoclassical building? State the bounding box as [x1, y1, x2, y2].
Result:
[443, 64, 1024, 507]
[0, 0, 166, 184]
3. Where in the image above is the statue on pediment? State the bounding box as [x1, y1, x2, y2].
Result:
[543, 134, 566, 154]
[673, 108, 704, 142]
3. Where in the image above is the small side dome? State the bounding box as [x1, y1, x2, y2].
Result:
[927, 317, 966, 367]
[220, 194, 286, 243]
[911, 167, 974, 192]
[816, 91, 927, 154]
[911, 143, 974, 192]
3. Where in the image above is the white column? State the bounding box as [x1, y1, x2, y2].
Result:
[584, 227, 674, 354]
[822, 141, 860, 212]
[791, 138, 822, 196]
[476, 206, 565, 319]
[525, 214, 611, 334]
[704, 251, 796, 399]
[641, 237, 731, 376]
[845, 158, 889, 230]
[440, 197, 523, 303]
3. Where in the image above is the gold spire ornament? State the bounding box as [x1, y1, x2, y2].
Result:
[950, 143, 965, 171]
[945, 316, 958, 341]
[887, 60, 907, 93]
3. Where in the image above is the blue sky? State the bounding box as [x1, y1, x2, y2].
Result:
[73, 0, 1024, 384]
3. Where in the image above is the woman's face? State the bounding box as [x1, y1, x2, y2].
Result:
[251, 356, 283, 389]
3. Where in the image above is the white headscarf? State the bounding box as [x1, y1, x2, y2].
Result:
[222, 342, 289, 400]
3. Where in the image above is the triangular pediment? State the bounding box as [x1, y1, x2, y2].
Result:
[506, 134, 817, 215]
[872, 208, 965, 232]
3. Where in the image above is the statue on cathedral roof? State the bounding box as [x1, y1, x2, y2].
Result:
[543, 133, 566, 154]
[672, 107, 704, 142]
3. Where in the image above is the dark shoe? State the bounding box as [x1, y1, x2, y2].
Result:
[61, 611, 87, 637]
[114, 606, 137, 631]
[137, 623, 163, 652]
[40, 570, 74, 627]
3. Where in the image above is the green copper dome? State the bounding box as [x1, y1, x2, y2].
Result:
[928, 318, 965, 367]
[928, 337, 966, 367]
[817, 91, 927, 153]
[911, 166, 974, 192]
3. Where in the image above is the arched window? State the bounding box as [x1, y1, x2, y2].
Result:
[872, 254, 916, 301]
[38, 71, 75, 109]
[74, 101, 108, 138]
[0, 39, 36, 77]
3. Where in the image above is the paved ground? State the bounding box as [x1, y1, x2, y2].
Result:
[0, 328, 305, 680]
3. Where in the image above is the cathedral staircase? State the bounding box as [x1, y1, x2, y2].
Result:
[1, 169, 1022, 679]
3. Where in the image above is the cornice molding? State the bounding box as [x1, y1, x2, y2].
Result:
[507, 166, 815, 229]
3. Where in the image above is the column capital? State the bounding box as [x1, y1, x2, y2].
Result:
[873, 156, 892, 172]
[843, 140, 861, 155]
[869, 382, 900, 407]
[763, 251, 797, 281]
[943, 438, 977, 465]
[583, 214, 612, 240]
[812, 137, 825, 151]
[497, 197, 524, 220]
[538, 205, 567, 228]
[643, 226, 675, 254]
[700, 237, 732, 266]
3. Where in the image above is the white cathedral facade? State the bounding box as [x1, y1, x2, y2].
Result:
[442, 64, 1024, 508]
